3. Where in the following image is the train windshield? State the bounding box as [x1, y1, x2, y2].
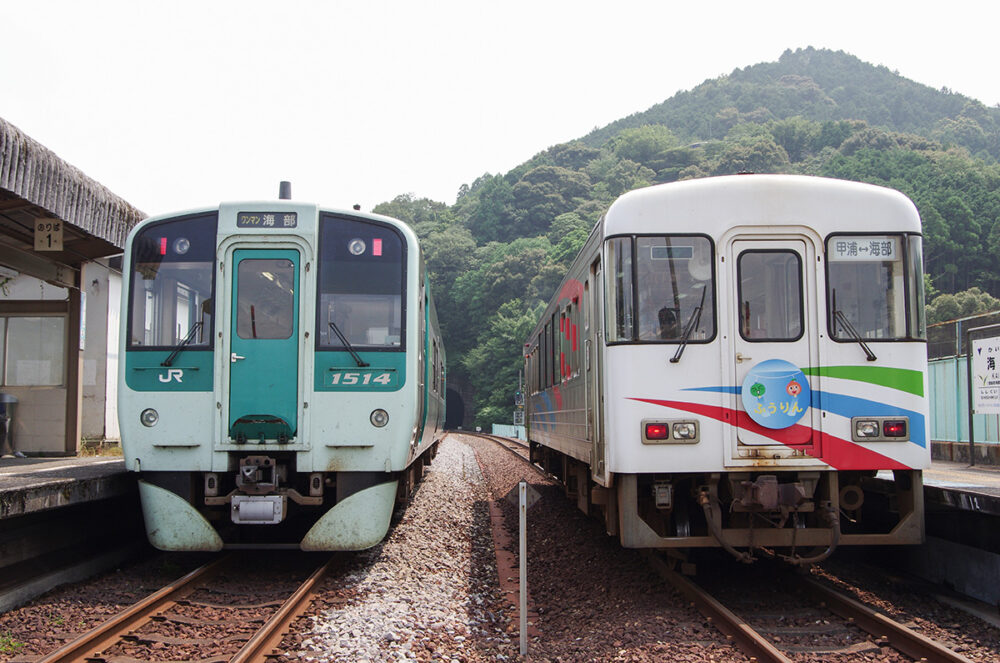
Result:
[127, 214, 217, 348]
[826, 234, 926, 341]
[317, 215, 405, 350]
[607, 235, 715, 343]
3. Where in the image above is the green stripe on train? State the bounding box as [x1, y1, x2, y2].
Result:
[800, 365, 923, 397]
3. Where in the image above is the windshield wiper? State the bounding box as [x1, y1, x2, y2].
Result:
[328, 322, 369, 367]
[161, 321, 204, 367]
[670, 285, 707, 364]
[833, 309, 877, 361]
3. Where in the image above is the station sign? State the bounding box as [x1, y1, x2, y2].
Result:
[972, 336, 1000, 414]
[34, 218, 63, 251]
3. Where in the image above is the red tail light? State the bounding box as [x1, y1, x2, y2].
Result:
[645, 423, 669, 440]
[883, 420, 907, 437]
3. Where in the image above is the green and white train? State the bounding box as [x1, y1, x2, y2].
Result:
[118, 193, 445, 550]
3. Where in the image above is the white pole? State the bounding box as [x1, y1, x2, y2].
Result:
[519, 480, 527, 655]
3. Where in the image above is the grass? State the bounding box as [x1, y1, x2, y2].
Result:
[79, 439, 123, 457]
[0, 631, 25, 655]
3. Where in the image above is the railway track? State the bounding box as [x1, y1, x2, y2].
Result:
[456, 431, 530, 462]
[33, 553, 335, 663]
[647, 551, 974, 663]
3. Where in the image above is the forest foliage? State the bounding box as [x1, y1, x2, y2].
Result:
[372, 47, 1000, 428]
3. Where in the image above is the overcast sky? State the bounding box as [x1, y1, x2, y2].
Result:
[2, 1, 998, 216]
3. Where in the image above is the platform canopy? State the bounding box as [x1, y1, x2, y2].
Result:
[0, 117, 145, 288]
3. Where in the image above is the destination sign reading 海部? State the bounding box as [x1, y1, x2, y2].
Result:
[237, 212, 298, 229]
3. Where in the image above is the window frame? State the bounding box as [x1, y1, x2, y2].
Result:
[0, 314, 67, 387]
[315, 213, 408, 353]
[604, 233, 718, 346]
[125, 212, 218, 352]
[736, 248, 805, 343]
[824, 232, 926, 343]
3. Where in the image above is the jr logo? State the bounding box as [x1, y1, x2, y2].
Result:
[159, 369, 184, 383]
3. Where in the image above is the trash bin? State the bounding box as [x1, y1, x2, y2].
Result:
[0, 394, 17, 458]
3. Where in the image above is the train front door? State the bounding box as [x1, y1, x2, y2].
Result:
[228, 249, 301, 442]
[728, 238, 820, 459]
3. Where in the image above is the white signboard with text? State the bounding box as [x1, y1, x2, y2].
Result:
[972, 336, 1000, 414]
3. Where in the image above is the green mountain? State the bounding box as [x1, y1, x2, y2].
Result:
[374, 47, 1000, 427]
[585, 47, 1000, 160]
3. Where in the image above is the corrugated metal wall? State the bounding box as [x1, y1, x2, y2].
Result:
[929, 356, 1000, 443]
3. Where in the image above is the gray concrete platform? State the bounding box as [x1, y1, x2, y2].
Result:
[0, 455, 132, 518]
[924, 460, 1000, 498]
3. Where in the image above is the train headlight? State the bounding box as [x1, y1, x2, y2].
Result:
[348, 238, 367, 255]
[140, 408, 159, 427]
[370, 409, 389, 427]
[855, 420, 879, 438]
[672, 422, 697, 439]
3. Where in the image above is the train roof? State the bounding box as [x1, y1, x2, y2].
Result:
[127, 200, 420, 246]
[603, 174, 922, 237]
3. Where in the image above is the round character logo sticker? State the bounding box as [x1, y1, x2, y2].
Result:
[740, 359, 810, 429]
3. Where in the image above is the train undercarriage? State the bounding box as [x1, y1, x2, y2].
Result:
[531, 444, 924, 565]
[137, 443, 438, 551]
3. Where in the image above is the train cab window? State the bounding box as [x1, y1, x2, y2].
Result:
[607, 235, 715, 344]
[317, 215, 405, 350]
[738, 250, 803, 341]
[127, 213, 217, 349]
[826, 234, 925, 341]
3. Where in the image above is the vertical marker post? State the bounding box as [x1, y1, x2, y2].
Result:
[519, 480, 527, 656]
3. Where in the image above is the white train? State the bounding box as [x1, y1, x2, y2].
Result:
[118, 195, 445, 551]
[524, 175, 928, 563]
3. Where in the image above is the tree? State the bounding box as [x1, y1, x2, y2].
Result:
[462, 175, 514, 243]
[926, 287, 1000, 324]
[767, 116, 821, 162]
[372, 194, 452, 239]
[462, 299, 540, 429]
[510, 166, 592, 239]
[711, 135, 791, 174]
[608, 125, 679, 171]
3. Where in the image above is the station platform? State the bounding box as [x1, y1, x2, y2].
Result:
[0, 455, 133, 519]
[878, 459, 1000, 516]
[2, 455, 999, 519]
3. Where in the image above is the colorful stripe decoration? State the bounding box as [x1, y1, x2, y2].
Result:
[800, 365, 923, 397]
[681, 386, 926, 449]
[629, 397, 912, 471]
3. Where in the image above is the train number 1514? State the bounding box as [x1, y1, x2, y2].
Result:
[330, 371, 393, 386]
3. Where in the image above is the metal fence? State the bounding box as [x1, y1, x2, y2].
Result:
[928, 311, 1000, 444]
[491, 424, 526, 440]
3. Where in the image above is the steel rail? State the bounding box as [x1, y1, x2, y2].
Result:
[36, 555, 230, 663]
[643, 552, 793, 663]
[229, 556, 335, 663]
[800, 576, 974, 663]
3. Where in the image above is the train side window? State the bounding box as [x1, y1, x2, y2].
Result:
[738, 250, 803, 341]
[543, 322, 551, 387]
[907, 236, 927, 339]
[127, 213, 217, 349]
[550, 313, 557, 386]
[606, 238, 634, 341]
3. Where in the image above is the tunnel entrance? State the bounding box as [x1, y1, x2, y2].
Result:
[445, 388, 465, 429]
